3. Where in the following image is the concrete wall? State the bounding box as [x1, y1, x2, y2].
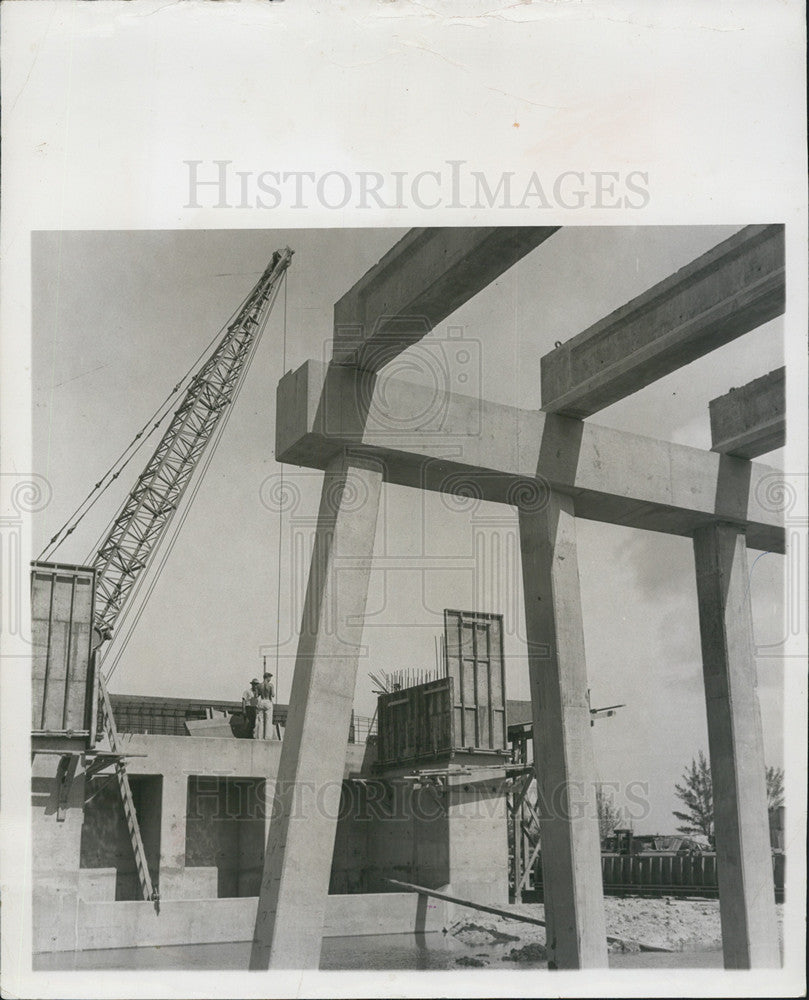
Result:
[31, 737, 87, 953]
[67, 893, 447, 954]
[33, 733, 506, 953]
[123, 734, 283, 901]
[445, 772, 509, 908]
[329, 768, 508, 906]
[329, 780, 452, 894]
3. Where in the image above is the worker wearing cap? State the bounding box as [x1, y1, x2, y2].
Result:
[242, 679, 259, 739]
[255, 671, 276, 740]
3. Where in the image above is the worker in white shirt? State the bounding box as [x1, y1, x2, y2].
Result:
[242, 678, 259, 738]
[255, 672, 275, 740]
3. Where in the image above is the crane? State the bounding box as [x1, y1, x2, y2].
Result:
[92, 248, 293, 641]
[75, 247, 293, 901]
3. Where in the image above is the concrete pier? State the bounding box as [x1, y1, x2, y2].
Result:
[518, 491, 608, 968]
[693, 522, 780, 968]
[250, 452, 384, 969]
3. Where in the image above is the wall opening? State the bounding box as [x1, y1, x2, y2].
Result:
[80, 774, 162, 900]
[185, 776, 266, 897]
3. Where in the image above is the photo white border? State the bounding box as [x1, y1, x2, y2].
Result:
[2, 2, 806, 997]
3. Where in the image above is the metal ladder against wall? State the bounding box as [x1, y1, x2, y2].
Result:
[98, 674, 155, 901]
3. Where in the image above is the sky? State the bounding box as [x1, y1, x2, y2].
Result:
[32, 226, 786, 834]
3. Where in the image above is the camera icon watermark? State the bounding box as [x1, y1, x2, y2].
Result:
[324, 319, 483, 440]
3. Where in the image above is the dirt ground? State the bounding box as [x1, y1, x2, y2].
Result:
[447, 897, 785, 966]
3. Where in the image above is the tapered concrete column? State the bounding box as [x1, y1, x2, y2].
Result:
[693, 522, 780, 968]
[251, 450, 383, 969]
[518, 491, 608, 969]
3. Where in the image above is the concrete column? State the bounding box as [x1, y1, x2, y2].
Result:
[156, 773, 190, 898]
[693, 522, 780, 968]
[251, 451, 383, 969]
[518, 491, 607, 968]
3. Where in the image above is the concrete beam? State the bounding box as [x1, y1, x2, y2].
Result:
[693, 523, 780, 968]
[250, 452, 384, 970]
[333, 227, 559, 370]
[541, 225, 785, 417]
[276, 360, 785, 553]
[519, 491, 608, 968]
[709, 367, 785, 459]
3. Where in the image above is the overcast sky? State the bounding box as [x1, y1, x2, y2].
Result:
[32, 226, 785, 833]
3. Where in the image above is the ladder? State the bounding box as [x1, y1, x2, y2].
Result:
[98, 674, 155, 901]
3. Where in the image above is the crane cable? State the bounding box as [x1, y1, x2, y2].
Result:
[101, 270, 287, 683]
[274, 270, 288, 684]
[38, 275, 263, 563]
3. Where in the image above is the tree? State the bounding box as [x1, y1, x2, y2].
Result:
[596, 785, 622, 841]
[766, 765, 784, 812]
[673, 750, 714, 840]
[673, 752, 785, 842]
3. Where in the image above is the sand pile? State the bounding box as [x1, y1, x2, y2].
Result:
[447, 899, 784, 965]
[604, 897, 722, 952]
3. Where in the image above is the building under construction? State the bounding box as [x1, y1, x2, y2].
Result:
[30, 226, 787, 970]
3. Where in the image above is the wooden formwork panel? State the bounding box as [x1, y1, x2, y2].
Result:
[376, 677, 455, 766]
[31, 560, 96, 734]
[444, 609, 507, 752]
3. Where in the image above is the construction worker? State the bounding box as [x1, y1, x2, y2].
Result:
[255, 671, 275, 740]
[242, 678, 259, 739]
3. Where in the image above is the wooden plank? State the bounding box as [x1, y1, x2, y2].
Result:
[541, 225, 785, 417]
[333, 227, 559, 370]
[386, 879, 673, 952]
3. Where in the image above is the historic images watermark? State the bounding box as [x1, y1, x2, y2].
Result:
[184, 160, 651, 212]
[184, 772, 651, 827]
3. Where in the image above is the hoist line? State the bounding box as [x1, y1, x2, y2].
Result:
[274, 270, 288, 682]
[101, 269, 286, 683]
[38, 275, 262, 562]
[85, 275, 264, 566]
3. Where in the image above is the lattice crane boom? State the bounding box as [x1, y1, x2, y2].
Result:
[91, 247, 293, 642]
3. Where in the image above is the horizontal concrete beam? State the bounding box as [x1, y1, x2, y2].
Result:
[333, 227, 559, 370]
[276, 360, 784, 553]
[541, 225, 785, 417]
[709, 367, 785, 459]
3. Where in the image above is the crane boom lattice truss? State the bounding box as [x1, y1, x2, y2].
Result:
[92, 248, 293, 643]
[86, 247, 292, 903]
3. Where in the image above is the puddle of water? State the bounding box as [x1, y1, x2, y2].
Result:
[321, 932, 464, 970]
[33, 936, 724, 972]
